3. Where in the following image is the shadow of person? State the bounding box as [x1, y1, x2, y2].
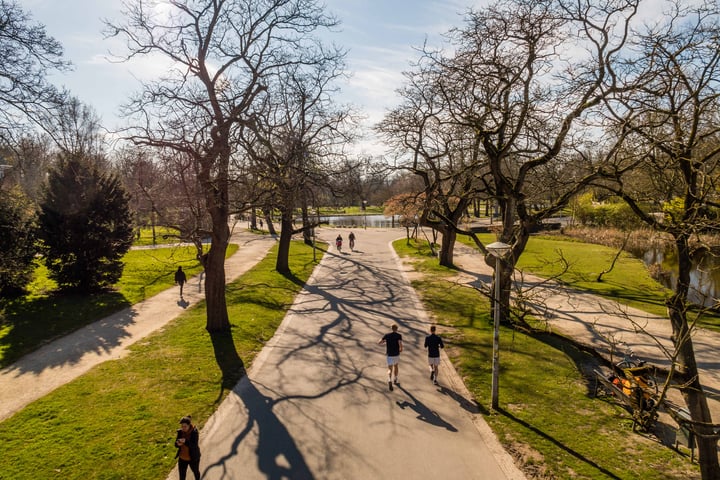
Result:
[177, 298, 189, 308]
[395, 385, 458, 432]
[438, 386, 483, 414]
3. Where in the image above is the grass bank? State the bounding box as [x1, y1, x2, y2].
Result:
[0, 244, 235, 368]
[0, 240, 321, 480]
[395, 238, 699, 479]
[458, 233, 720, 328]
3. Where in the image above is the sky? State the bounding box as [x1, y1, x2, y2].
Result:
[23, 0, 475, 156]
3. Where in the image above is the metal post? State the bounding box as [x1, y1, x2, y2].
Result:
[491, 255, 501, 410]
[486, 241, 510, 411]
[363, 200, 367, 229]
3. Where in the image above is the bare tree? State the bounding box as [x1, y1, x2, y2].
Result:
[106, 0, 341, 332]
[242, 59, 352, 273]
[0, 0, 69, 145]
[1, 135, 55, 202]
[379, 65, 484, 267]
[598, 2, 720, 475]
[399, 0, 639, 324]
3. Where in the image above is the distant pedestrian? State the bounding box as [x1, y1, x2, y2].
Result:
[348, 231, 356, 251]
[424, 325, 444, 385]
[175, 415, 201, 480]
[378, 323, 403, 391]
[335, 234, 343, 252]
[174, 266, 187, 298]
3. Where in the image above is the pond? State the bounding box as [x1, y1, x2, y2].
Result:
[317, 214, 399, 228]
[640, 246, 720, 308]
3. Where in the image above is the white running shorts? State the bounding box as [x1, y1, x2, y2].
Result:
[428, 356, 440, 366]
[386, 356, 400, 366]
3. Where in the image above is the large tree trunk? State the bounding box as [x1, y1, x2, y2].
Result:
[439, 227, 456, 267]
[202, 148, 231, 333]
[669, 235, 719, 479]
[204, 207, 230, 332]
[276, 213, 293, 275]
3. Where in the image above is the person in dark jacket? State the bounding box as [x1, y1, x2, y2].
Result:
[424, 325, 445, 385]
[175, 415, 201, 480]
[378, 323, 403, 391]
[174, 266, 187, 298]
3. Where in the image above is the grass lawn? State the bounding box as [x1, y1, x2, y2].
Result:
[0, 244, 236, 368]
[458, 233, 720, 328]
[0, 240, 322, 480]
[395, 238, 700, 479]
[133, 226, 184, 246]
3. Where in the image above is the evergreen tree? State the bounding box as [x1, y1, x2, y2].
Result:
[38, 157, 134, 292]
[0, 188, 38, 297]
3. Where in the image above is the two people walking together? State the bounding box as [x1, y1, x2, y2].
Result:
[378, 324, 444, 391]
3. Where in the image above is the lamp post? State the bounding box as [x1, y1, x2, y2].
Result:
[362, 200, 368, 229]
[486, 241, 511, 410]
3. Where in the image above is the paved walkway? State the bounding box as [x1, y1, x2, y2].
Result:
[0, 230, 277, 422]
[4, 226, 718, 478]
[167, 228, 524, 480]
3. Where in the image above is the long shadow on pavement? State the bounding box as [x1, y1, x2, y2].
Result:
[1, 299, 137, 374]
[205, 377, 313, 480]
[395, 384, 458, 431]
[203, 372, 362, 480]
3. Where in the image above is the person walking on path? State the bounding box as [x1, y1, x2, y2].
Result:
[175, 415, 202, 480]
[174, 266, 187, 298]
[348, 231, 356, 251]
[378, 323, 403, 391]
[424, 325, 444, 385]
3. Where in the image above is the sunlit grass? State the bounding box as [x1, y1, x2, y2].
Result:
[0, 244, 237, 368]
[0, 241, 321, 480]
[133, 225, 184, 246]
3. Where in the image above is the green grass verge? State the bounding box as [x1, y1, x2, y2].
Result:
[133, 226, 184, 246]
[394, 238, 699, 479]
[0, 240, 322, 480]
[0, 245, 237, 368]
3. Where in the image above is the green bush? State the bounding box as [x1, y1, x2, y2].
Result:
[0, 188, 38, 297]
[575, 193, 638, 229]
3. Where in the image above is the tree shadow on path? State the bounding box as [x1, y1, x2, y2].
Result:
[209, 329, 246, 392]
[206, 377, 314, 480]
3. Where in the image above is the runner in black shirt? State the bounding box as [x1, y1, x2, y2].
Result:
[378, 324, 403, 391]
[424, 325, 444, 385]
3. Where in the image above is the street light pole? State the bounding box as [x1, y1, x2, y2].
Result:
[362, 200, 367, 229]
[486, 241, 511, 410]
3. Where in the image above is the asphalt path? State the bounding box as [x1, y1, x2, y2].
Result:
[171, 227, 524, 480]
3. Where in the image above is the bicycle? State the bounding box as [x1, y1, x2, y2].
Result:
[615, 347, 659, 396]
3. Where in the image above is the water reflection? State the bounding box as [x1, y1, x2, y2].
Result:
[641, 246, 720, 308]
[317, 214, 398, 228]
